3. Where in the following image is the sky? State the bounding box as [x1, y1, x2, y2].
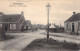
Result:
[0, 0, 80, 26]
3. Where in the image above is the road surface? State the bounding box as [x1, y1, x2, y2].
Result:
[0, 30, 46, 51]
[0, 30, 80, 51]
[41, 30, 80, 44]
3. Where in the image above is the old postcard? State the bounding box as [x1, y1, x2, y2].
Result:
[0, 0, 80, 51]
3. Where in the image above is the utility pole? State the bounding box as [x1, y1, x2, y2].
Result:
[46, 3, 51, 40]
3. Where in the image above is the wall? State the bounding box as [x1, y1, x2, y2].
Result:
[64, 21, 79, 33]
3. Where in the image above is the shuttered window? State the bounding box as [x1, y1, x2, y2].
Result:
[10, 24, 16, 29]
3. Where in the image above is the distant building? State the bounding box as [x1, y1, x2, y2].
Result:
[21, 20, 31, 31]
[49, 23, 64, 33]
[0, 12, 25, 32]
[49, 24, 57, 32]
[64, 12, 80, 34]
[49, 24, 56, 28]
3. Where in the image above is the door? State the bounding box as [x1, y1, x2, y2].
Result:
[4, 24, 8, 31]
[72, 23, 74, 32]
[5, 25, 8, 31]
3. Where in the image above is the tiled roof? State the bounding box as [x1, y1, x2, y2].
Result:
[65, 13, 80, 22]
[0, 14, 22, 23]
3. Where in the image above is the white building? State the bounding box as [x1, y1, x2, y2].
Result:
[64, 12, 80, 34]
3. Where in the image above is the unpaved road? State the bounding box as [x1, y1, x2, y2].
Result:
[1, 30, 80, 51]
[0, 31, 46, 51]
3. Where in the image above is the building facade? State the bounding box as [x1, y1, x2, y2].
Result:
[21, 20, 31, 31]
[64, 12, 80, 34]
[0, 12, 25, 32]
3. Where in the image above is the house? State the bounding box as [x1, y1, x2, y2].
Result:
[64, 12, 80, 34]
[54, 23, 64, 32]
[21, 20, 31, 31]
[49, 24, 56, 28]
[49, 24, 57, 32]
[0, 12, 25, 32]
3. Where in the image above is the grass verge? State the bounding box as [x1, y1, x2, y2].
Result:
[23, 38, 80, 51]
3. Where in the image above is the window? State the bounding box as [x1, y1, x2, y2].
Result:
[0, 24, 2, 28]
[66, 23, 70, 30]
[10, 24, 16, 29]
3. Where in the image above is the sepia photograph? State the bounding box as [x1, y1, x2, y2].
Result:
[0, 0, 80, 51]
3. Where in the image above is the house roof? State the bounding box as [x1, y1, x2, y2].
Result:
[0, 14, 22, 23]
[65, 13, 80, 22]
[22, 20, 31, 26]
[49, 24, 56, 28]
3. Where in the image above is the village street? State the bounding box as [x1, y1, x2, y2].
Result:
[0, 30, 46, 51]
[0, 30, 80, 51]
[41, 31, 80, 44]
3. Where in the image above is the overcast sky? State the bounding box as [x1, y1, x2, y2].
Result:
[0, 0, 80, 26]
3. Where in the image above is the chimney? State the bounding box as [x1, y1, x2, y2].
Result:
[73, 12, 76, 15]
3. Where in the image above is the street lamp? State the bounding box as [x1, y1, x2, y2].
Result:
[46, 3, 51, 40]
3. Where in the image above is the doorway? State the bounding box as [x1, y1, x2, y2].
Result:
[72, 23, 74, 32]
[5, 24, 8, 31]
